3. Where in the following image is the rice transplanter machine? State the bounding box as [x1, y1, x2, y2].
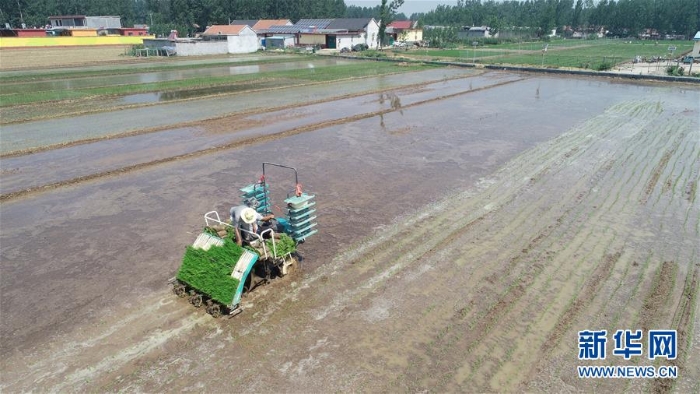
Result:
[170, 163, 318, 317]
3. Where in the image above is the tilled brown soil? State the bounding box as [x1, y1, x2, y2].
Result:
[0, 68, 698, 393]
[0, 46, 137, 70]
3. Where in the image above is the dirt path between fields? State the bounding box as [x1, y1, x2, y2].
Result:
[1, 73, 698, 393]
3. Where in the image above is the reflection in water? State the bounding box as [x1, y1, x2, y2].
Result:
[122, 92, 161, 104]
[378, 92, 403, 130]
[390, 94, 403, 113]
[121, 80, 283, 104]
[138, 74, 161, 84]
[229, 65, 259, 75]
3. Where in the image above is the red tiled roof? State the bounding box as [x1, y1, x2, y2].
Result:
[388, 20, 413, 29]
[202, 24, 247, 36]
[253, 19, 292, 30]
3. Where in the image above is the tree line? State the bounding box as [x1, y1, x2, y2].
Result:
[1, 0, 697, 39]
[416, 0, 699, 39]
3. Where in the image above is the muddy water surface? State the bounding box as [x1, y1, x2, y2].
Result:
[1, 69, 698, 393]
[1, 73, 677, 345]
[1, 72, 523, 196]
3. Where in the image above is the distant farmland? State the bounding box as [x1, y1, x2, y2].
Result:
[393, 38, 695, 70]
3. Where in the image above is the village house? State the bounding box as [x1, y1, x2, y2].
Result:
[143, 24, 257, 56]
[457, 26, 496, 40]
[45, 15, 148, 37]
[138, 17, 383, 56]
[691, 31, 700, 58]
[295, 19, 333, 47]
[294, 18, 379, 50]
[386, 20, 422, 45]
[200, 24, 258, 54]
[49, 15, 121, 29]
[228, 19, 294, 48]
[256, 25, 300, 49]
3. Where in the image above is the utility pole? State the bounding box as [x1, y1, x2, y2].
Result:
[689, 56, 694, 74]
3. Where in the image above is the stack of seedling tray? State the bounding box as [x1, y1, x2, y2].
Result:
[240, 183, 269, 213]
[285, 193, 318, 242]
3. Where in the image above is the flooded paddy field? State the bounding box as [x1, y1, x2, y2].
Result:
[0, 55, 418, 125]
[1, 57, 699, 393]
[1, 72, 521, 197]
[0, 67, 473, 152]
[1, 58, 357, 95]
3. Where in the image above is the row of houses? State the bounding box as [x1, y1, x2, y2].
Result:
[145, 18, 425, 56]
[0, 15, 149, 37]
[177, 18, 381, 55]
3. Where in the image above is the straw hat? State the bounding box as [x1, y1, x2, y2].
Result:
[241, 208, 257, 224]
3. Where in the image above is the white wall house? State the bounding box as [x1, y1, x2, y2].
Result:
[324, 18, 379, 50]
[335, 33, 370, 50]
[228, 26, 258, 54]
[202, 24, 258, 54]
[176, 40, 227, 56]
[366, 19, 379, 49]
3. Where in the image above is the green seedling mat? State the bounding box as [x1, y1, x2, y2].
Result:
[176, 238, 244, 305]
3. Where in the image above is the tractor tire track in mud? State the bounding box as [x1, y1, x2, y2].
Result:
[539, 251, 621, 354]
[667, 269, 699, 392]
[0, 76, 524, 203]
[391, 101, 669, 392]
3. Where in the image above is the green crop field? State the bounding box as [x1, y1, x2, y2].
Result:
[403, 39, 694, 69]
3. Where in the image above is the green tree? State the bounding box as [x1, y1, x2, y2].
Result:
[572, 0, 582, 28]
[423, 25, 458, 47]
[538, 0, 556, 36]
[345, 5, 381, 19]
[378, 0, 404, 47]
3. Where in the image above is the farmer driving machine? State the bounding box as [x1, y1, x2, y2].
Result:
[170, 163, 318, 317]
